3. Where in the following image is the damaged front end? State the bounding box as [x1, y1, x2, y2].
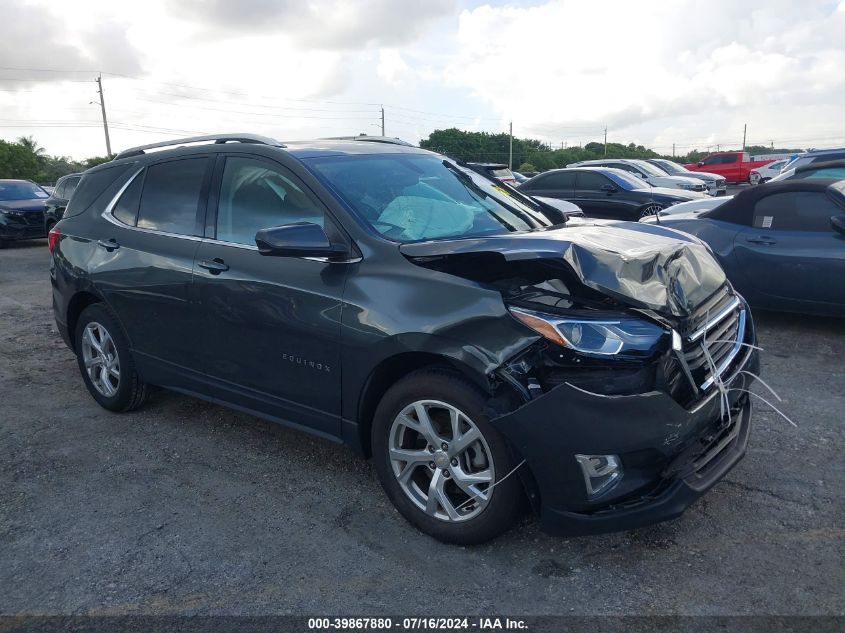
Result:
[401, 222, 760, 535]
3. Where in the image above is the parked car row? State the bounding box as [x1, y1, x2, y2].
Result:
[45, 133, 763, 544]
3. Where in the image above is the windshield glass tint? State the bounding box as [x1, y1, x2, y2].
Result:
[654, 160, 683, 175]
[307, 154, 552, 242]
[632, 161, 665, 177]
[0, 182, 48, 200]
[604, 170, 648, 190]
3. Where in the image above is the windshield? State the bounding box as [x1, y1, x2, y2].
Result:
[653, 160, 685, 175]
[0, 181, 48, 201]
[631, 161, 668, 178]
[307, 154, 553, 242]
[604, 169, 650, 190]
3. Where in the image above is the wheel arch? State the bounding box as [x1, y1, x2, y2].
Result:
[351, 351, 493, 459]
[65, 290, 104, 352]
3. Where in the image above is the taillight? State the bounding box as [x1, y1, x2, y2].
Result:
[48, 227, 61, 252]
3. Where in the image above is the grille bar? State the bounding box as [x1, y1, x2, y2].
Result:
[699, 309, 746, 390]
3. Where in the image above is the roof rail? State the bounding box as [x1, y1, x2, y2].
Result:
[113, 133, 285, 160]
[322, 135, 416, 147]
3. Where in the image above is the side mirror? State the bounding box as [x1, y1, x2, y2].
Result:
[831, 215, 845, 236]
[697, 161, 704, 167]
[255, 222, 348, 259]
[600, 183, 617, 193]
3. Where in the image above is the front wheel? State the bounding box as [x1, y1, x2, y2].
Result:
[372, 369, 523, 544]
[638, 203, 663, 219]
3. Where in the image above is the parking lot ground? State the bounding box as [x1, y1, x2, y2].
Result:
[1, 240, 843, 616]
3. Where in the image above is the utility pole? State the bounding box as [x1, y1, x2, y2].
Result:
[380, 105, 385, 136]
[716, 143, 721, 152]
[604, 125, 608, 156]
[95, 73, 112, 156]
[508, 121, 513, 170]
[672, 143, 675, 158]
[742, 123, 747, 151]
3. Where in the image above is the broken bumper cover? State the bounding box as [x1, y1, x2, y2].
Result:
[492, 344, 759, 536]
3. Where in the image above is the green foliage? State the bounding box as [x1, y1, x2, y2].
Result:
[0, 140, 41, 181]
[517, 162, 537, 173]
[0, 137, 113, 183]
[419, 129, 808, 172]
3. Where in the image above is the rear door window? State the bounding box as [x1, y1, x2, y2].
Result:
[525, 171, 575, 190]
[575, 171, 610, 190]
[137, 158, 209, 235]
[63, 176, 81, 200]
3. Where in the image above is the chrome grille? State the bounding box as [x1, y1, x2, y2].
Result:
[682, 293, 745, 391]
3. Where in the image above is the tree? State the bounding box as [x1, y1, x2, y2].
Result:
[0, 140, 40, 180]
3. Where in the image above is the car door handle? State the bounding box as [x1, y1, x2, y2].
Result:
[198, 258, 229, 274]
[746, 236, 777, 245]
[97, 238, 120, 251]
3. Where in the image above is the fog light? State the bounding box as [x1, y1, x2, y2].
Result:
[575, 454, 623, 498]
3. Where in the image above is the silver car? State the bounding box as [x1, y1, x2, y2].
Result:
[646, 158, 727, 196]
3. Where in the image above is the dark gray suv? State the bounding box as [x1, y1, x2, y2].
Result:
[49, 134, 760, 544]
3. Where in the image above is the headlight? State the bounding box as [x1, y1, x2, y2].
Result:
[678, 183, 693, 190]
[509, 307, 667, 356]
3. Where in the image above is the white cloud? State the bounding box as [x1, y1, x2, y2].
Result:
[377, 50, 409, 84]
[442, 0, 845, 150]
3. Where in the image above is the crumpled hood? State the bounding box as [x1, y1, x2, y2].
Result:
[399, 219, 727, 318]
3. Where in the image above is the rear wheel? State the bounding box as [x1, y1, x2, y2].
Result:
[372, 369, 523, 544]
[74, 304, 149, 412]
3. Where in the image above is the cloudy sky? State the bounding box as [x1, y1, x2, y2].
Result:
[2, 0, 844, 159]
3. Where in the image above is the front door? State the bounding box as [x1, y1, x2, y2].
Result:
[733, 190, 845, 309]
[192, 154, 347, 437]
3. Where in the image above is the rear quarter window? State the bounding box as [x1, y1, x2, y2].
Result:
[63, 163, 135, 218]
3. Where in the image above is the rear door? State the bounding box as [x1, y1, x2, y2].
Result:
[90, 156, 211, 382]
[191, 153, 347, 437]
[519, 171, 574, 200]
[572, 171, 638, 219]
[733, 190, 845, 309]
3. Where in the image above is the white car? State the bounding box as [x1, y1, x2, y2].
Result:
[749, 159, 788, 185]
[645, 158, 727, 196]
[652, 195, 732, 216]
[567, 158, 709, 194]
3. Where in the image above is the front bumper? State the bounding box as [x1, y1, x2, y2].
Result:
[492, 334, 759, 536]
[0, 212, 47, 241]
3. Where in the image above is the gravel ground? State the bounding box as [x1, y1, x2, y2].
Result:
[1, 239, 843, 616]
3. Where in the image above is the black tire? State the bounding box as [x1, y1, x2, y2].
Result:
[45, 220, 56, 234]
[372, 369, 523, 544]
[74, 303, 149, 412]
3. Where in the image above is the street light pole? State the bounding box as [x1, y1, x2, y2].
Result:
[509, 121, 513, 170]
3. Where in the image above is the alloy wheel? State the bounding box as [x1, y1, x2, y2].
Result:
[639, 204, 663, 218]
[80, 322, 121, 397]
[388, 400, 495, 522]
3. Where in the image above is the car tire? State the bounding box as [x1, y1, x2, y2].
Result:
[45, 220, 56, 234]
[372, 369, 523, 545]
[74, 303, 149, 412]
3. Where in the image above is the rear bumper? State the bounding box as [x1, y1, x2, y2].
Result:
[492, 336, 759, 537]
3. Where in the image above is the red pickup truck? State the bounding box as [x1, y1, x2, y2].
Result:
[684, 151, 776, 183]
